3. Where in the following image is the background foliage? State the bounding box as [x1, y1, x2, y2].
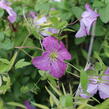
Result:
[1, 0, 109, 109]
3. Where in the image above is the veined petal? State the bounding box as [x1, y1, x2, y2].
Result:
[75, 21, 87, 38]
[32, 52, 50, 71]
[49, 59, 67, 78]
[42, 36, 63, 51]
[80, 83, 98, 98]
[0, 1, 17, 23]
[58, 48, 71, 60]
[98, 83, 109, 99]
[101, 68, 109, 84]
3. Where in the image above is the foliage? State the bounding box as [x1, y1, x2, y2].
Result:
[0, 0, 109, 109]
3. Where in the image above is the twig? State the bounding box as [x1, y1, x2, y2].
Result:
[15, 46, 43, 51]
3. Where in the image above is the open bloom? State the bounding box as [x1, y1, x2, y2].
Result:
[0, 0, 17, 23]
[75, 4, 99, 38]
[80, 68, 109, 99]
[32, 36, 71, 78]
[29, 12, 59, 36]
[24, 101, 36, 109]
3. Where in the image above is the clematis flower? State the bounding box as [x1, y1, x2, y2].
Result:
[75, 4, 99, 38]
[80, 68, 109, 99]
[0, 0, 17, 23]
[32, 36, 71, 78]
[29, 13, 59, 36]
[24, 101, 36, 109]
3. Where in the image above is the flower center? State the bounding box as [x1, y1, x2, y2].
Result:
[49, 51, 58, 60]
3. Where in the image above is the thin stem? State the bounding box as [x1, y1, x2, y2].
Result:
[85, 21, 96, 68]
[66, 70, 80, 78]
[74, 17, 97, 102]
[65, 61, 81, 73]
[18, 48, 33, 59]
[15, 46, 43, 51]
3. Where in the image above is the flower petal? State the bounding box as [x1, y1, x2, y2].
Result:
[80, 83, 98, 98]
[42, 36, 62, 51]
[32, 52, 50, 71]
[49, 59, 67, 78]
[75, 21, 87, 38]
[0, 1, 17, 23]
[98, 83, 109, 99]
[58, 48, 71, 60]
[24, 101, 36, 109]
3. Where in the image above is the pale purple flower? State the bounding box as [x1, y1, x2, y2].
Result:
[80, 68, 109, 99]
[75, 4, 99, 38]
[0, 0, 17, 23]
[24, 101, 36, 109]
[32, 36, 71, 78]
[41, 28, 59, 36]
[29, 13, 59, 36]
[28, 11, 36, 19]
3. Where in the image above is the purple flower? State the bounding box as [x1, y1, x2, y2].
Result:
[32, 36, 71, 78]
[41, 27, 59, 36]
[24, 101, 36, 109]
[75, 4, 99, 38]
[0, 0, 17, 23]
[28, 11, 36, 19]
[29, 14, 59, 36]
[80, 68, 109, 99]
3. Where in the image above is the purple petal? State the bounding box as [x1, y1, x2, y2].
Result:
[29, 11, 36, 19]
[80, 83, 98, 98]
[41, 28, 59, 36]
[0, 1, 17, 23]
[104, 68, 109, 74]
[98, 83, 109, 99]
[42, 36, 62, 51]
[58, 48, 71, 61]
[49, 59, 67, 78]
[75, 4, 99, 38]
[101, 68, 109, 84]
[32, 52, 51, 71]
[35, 16, 47, 25]
[24, 101, 36, 109]
[75, 21, 87, 38]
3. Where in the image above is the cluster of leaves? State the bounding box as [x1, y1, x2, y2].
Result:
[0, 0, 109, 109]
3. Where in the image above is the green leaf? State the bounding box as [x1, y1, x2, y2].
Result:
[75, 37, 85, 45]
[80, 70, 88, 92]
[0, 38, 13, 50]
[0, 9, 4, 18]
[45, 86, 59, 106]
[32, 102, 49, 109]
[15, 59, 31, 69]
[60, 95, 73, 107]
[72, 7, 83, 18]
[0, 32, 4, 41]
[7, 102, 26, 109]
[99, 4, 109, 23]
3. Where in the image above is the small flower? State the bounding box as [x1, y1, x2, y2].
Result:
[75, 4, 99, 38]
[29, 13, 59, 36]
[0, 0, 17, 23]
[32, 36, 71, 78]
[24, 101, 36, 109]
[80, 68, 109, 99]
